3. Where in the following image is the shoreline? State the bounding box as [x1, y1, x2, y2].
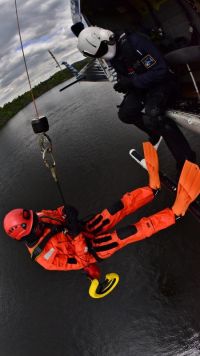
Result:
[0, 58, 89, 129]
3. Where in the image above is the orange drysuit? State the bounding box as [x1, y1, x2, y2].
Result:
[26, 186, 175, 280]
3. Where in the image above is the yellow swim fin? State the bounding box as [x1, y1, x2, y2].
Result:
[172, 160, 200, 216]
[89, 273, 119, 299]
[143, 142, 161, 190]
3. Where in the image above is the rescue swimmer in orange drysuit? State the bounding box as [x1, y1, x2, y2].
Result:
[3, 143, 200, 297]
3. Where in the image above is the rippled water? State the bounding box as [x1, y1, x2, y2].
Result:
[0, 80, 200, 356]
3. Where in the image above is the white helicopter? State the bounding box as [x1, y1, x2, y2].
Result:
[70, 0, 200, 135]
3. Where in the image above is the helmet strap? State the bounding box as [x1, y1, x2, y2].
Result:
[22, 213, 43, 246]
[24, 218, 64, 247]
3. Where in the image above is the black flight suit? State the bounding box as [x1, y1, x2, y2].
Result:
[111, 32, 195, 171]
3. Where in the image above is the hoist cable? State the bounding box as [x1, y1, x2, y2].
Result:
[14, 0, 39, 118]
[14, 0, 67, 207]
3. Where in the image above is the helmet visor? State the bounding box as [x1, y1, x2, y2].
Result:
[83, 41, 108, 58]
[83, 34, 116, 59]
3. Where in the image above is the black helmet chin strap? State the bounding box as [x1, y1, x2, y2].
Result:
[23, 233, 40, 247]
[22, 211, 64, 247]
[24, 222, 64, 247]
[28, 224, 66, 260]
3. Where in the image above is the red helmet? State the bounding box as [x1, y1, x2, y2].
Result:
[3, 209, 34, 240]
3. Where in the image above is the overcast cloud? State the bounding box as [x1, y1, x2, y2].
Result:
[0, 0, 84, 106]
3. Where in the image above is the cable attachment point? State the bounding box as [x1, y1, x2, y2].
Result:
[39, 133, 58, 182]
[32, 116, 49, 134]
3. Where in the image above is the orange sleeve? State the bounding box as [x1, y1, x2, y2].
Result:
[84, 263, 101, 280]
[84, 187, 154, 235]
[39, 206, 66, 223]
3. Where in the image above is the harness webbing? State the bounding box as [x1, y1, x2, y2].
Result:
[85, 238, 103, 262]
[31, 226, 64, 261]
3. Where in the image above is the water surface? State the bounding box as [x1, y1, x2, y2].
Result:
[0, 80, 200, 356]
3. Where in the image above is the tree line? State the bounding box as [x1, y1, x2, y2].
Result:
[0, 58, 89, 129]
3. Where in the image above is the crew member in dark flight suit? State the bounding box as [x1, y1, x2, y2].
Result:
[77, 26, 196, 173]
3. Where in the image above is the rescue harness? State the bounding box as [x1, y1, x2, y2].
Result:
[29, 225, 64, 261]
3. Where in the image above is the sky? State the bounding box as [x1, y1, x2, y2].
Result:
[0, 0, 84, 106]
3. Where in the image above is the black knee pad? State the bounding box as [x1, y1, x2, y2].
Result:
[94, 242, 118, 252]
[87, 215, 103, 229]
[93, 235, 112, 244]
[107, 200, 124, 215]
[116, 225, 137, 240]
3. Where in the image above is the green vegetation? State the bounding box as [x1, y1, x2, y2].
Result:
[0, 58, 89, 129]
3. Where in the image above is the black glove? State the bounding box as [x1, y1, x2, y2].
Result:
[113, 75, 134, 93]
[63, 205, 82, 238]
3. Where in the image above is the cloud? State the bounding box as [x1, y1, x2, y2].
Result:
[0, 0, 84, 106]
